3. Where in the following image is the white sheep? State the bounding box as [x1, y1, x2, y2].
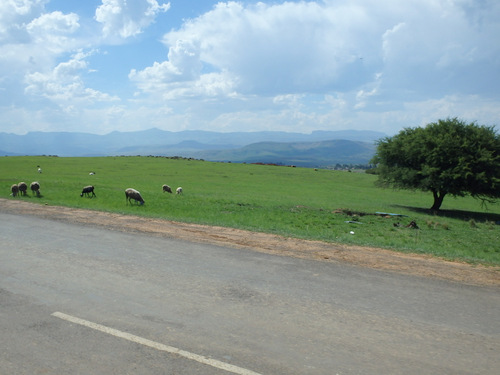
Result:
[162, 184, 172, 193]
[125, 188, 145, 205]
[80, 185, 96, 198]
[30, 181, 41, 197]
[18, 182, 28, 196]
[11, 184, 19, 197]
[176, 187, 183, 194]
[37, 167, 42, 173]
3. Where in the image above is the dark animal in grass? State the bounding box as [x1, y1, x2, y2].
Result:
[162, 184, 172, 193]
[406, 221, 419, 229]
[18, 182, 28, 196]
[125, 188, 145, 205]
[30, 181, 41, 197]
[11, 184, 19, 197]
[80, 185, 96, 198]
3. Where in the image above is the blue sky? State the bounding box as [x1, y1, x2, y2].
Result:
[0, 0, 499, 135]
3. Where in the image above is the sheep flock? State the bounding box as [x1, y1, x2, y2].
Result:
[9, 173, 183, 208]
[11, 182, 39, 197]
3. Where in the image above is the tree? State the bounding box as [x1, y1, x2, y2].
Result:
[371, 118, 500, 210]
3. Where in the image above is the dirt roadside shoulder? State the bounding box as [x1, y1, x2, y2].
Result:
[1, 198, 498, 287]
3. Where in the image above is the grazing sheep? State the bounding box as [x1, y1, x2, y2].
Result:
[18, 182, 28, 196]
[80, 185, 96, 198]
[11, 184, 19, 197]
[125, 188, 145, 205]
[37, 167, 42, 173]
[30, 181, 41, 197]
[162, 184, 172, 193]
[176, 187, 183, 194]
[89, 172, 95, 175]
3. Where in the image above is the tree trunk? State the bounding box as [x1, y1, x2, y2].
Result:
[430, 189, 446, 211]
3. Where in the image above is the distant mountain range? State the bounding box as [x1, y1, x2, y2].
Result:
[0, 128, 385, 167]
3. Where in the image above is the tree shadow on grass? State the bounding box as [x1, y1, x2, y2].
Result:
[392, 205, 500, 223]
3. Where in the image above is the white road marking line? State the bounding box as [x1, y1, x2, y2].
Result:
[52, 312, 262, 375]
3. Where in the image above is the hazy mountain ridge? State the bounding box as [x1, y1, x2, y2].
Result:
[194, 140, 376, 167]
[0, 128, 384, 166]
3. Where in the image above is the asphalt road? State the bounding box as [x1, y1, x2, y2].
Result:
[1, 212, 499, 374]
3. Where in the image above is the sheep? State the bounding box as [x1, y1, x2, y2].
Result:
[162, 184, 172, 193]
[11, 184, 19, 197]
[80, 185, 96, 198]
[37, 167, 42, 173]
[176, 187, 183, 194]
[125, 188, 145, 205]
[18, 182, 28, 196]
[30, 181, 41, 197]
[89, 172, 95, 175]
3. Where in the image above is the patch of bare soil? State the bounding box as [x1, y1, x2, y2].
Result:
[2, 199, 498, 287]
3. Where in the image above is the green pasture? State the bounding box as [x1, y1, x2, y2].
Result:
[1, 156, 499, 265]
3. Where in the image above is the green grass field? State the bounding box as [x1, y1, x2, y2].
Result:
[2, 156, 499, 265]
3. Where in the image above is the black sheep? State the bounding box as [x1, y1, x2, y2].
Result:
[80, 185, 96, 198]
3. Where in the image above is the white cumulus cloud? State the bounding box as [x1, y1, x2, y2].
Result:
[158, 1, 377, 96]
[0, 0, 46, 43]
[0, 4, 82, 76]
[129, 39, 202, 90]
[26, 11, 80, 51]
[95, 0, 170, 39]
[130, 0, 500, 105]
[24, 51, 119, 107]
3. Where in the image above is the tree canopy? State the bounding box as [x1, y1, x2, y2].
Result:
[371, 118, 500, 210]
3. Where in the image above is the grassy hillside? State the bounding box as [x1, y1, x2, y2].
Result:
[1, 156, 499, 265]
